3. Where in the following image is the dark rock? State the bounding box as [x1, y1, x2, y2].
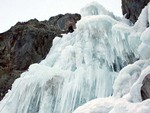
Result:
[122, 0, 150, 23]
[141, 74, 150, 100]
[0, 13, 81, 100]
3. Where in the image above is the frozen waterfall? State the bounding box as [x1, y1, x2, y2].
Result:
[0, 2, 149, 113]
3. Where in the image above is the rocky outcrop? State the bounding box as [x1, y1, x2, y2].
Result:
[0, 13, 81, 100]
[141, 74, 150, 100]
[122, 0, 150, 23]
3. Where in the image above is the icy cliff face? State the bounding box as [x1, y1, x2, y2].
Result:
[0, 2, 150, 113]
[74, 2, 150, 113]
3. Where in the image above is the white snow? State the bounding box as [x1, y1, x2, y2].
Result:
[73, 97, 150, 113]
[73, 2, 150, 113]
[0, 2, 150, 113]
[138, 27, 150, 59]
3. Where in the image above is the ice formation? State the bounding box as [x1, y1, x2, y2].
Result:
[0, 2, 150, 113]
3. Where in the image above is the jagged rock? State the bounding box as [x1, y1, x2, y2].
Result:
[0, 13, 81, 100]
[141, 74, 150, 100]
[122, 0, 150, 23]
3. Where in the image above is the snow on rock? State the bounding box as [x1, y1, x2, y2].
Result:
[133, 4, 148, 33]
[113, 60, 143, 98]
[129, 65, 150, 102]
[136, 3, 150, 59]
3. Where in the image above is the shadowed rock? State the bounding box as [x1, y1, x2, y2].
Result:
[122, 0, 150, 23]
[141, 74, 150, 100]
[0, 13, 81, 100]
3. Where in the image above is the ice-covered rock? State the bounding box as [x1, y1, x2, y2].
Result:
[0, 2, 150, 113]
[73, 2, 150, 113]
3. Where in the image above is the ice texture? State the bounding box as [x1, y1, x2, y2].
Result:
[1, 2, 150, 113]
[74, 2, 150, 113]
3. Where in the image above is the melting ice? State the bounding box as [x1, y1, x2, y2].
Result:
[1, 2, 150, 113]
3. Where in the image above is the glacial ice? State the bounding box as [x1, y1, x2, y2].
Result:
[0, 1, 150, 113]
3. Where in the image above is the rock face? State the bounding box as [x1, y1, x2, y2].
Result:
[0, 13, 81, 100]
[122, 0, 150, 23]
[141, 74, 150, 100]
